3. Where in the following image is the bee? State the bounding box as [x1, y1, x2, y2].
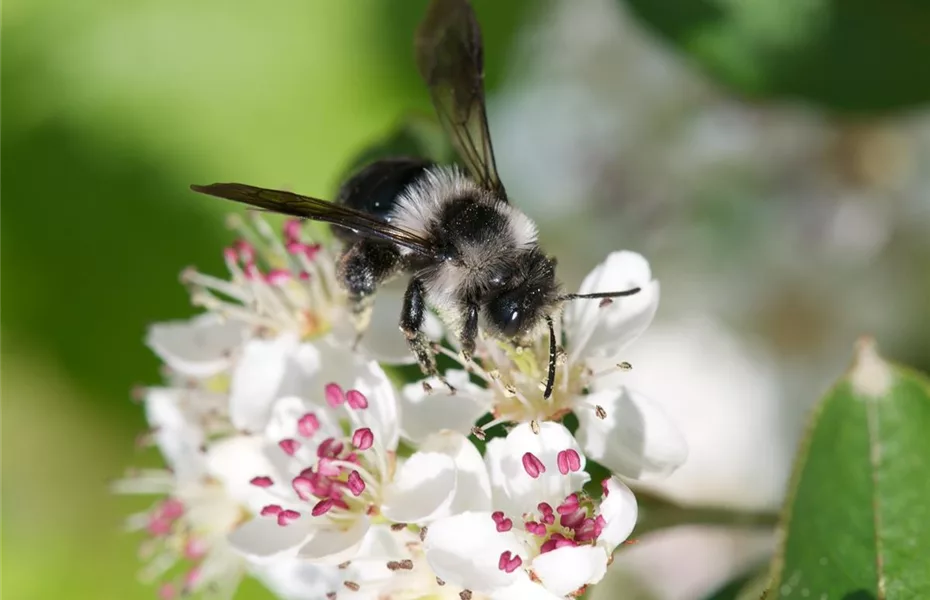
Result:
[191, 0, 640, 397]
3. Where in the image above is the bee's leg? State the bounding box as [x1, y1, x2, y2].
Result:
[458, 303, 479, 362]
[401, 277, 454, 393]
[337, 240, 403, 348]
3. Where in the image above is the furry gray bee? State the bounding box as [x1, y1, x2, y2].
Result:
[191, 0, 640, 397]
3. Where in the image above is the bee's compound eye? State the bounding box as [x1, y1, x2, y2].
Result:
[488, 293, 523, 338]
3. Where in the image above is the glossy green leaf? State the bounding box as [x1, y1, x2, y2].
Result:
[768, 339, 930, 599]
[622, 0, 930, 114]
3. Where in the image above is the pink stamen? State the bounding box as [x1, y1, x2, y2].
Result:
[184, 539, 207, 560]
[556, 494, 579, 515]
[491, 511, 505, 524]
[158, 582, 176, 600]
[261, 504, 283, 516]
[525, 521, 546, 536]
[278, 439, 300, 456]
[184, 567, 201, 589]
[346, 389, 369, 410]
[234, 240, 255, 263]
[538, 502, 555, 525]
[266, 269, 292, 285]
[595, 515, 606, 538]
[297, 413, 320, 438]
[283, 219, 302, 242]
[285, 241, 306, 255]
[347, 470, 365, 496]
[159, 498, 185, 520]
[277, 509, 301, 526]
[540, 535, 576, 554]
[317, 457, 341, 477]
[521, 452, 545, 478]
[223, 247, 238, 263]
[352, 427, 374, 451]
[325, 383, 346, 407]
[497, 551, 523, 573]
[292, 476, 314, 501]
[574, 518, 599, 542]
[312, 498, 334, 517]
[601, 478, 611, 497]
[147, 517, 172, 536]
[557, 449, 582, 475]
[304, 243, 322, 260]
[496, 517, 513, 533]
[317, 437, 344, 458]
[560, 509, 585, 529]
[299, 271, 311, 280]
[250, 476, 273, 488]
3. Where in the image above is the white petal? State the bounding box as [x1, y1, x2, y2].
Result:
[424, 512, 522, 594]
[144, 388, 204, 476]
[316, 343, 400, 451]
[597, 477, 638, 552]
[228, 516, 313, 561]
[564, 251, 659, 359]
[400, 370, 491, 444]
[298, 516, 371, 564]
[204, 435, 284, 514]
[229, 333, 304, 431]
[146, 313, 247, 378]
[420, 430, 493, 514]
[382, 451, 457, 524]
[484, 438, 522, 517]
[264, 396, 341, 446]
[491, 575, 564, 600]
[576, 386, 687, 480]
[531, 545, 609, 596]
[492, 422, 589, 515]
[255, 524, 406, 599]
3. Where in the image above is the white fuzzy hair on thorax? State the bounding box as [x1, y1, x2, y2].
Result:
[390, 165, 538, 252]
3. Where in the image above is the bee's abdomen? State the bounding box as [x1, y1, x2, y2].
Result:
[334, 157, 434, 242]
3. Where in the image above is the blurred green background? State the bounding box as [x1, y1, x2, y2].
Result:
[3, 0, 929, 599]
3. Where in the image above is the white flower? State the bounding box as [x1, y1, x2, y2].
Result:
[424, 422, 638, 599]
[114, 387, 246, 599]
[178, 214, 438, 366]
[209, 368, 491, 580]
[403, 251, 687, 480]
[257, 524, 493, 600]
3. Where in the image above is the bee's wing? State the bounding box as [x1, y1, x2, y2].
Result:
[191, 183, 437, 257]
[416, 0, 508, 202]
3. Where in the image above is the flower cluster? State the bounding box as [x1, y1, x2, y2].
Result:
[117, 215, 686, 599]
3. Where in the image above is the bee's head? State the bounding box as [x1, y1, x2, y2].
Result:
[483, 251, 561, 340]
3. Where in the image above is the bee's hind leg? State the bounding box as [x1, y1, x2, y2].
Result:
[337, 239, 403, 349]
[401, 277, 455, 393]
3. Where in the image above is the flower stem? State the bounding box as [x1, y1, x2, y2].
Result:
[630, 490, 779, 539]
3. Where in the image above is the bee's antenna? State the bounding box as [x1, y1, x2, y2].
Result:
[559, 287, 641, 302]
[544, 315, 557, 399]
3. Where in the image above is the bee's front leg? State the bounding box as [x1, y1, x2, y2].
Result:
[401, 277, 454, 393]
[458, 303, 479, 362]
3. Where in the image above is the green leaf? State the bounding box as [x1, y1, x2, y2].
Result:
[621, 0, 930, 114]
[768, 338, 930, 599]
[703, 565, 769, 600]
